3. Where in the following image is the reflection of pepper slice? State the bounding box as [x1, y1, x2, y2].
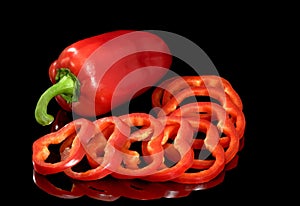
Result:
[63, 116, 130, 181]
[32, 118, 94, 175]
[51, 109, 72, 132]
[111, 113, 165, 179]
[114, 179, 168, 200]
[32, 168, 226, 201]
[32, 170, 84, 199]
[74, 177, 121, 201]
[141, 116, 194, 182]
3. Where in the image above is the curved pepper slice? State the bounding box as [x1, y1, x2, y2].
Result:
[172, 119, 226, 184]
[171, 102, 240, 165]
[152, 75, 243, 111]
[111, 113, 165, 179]
[63, 116, 130, 181]
[141, 116, 194, 182]
[32, 118, 94, 175]
[156, 86, 246, 139]
[170, 101, 228, 143]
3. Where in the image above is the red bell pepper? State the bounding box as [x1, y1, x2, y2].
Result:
[35, 30, 172, 126]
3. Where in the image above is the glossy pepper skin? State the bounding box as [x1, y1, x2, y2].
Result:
[35, 30, 172, 126]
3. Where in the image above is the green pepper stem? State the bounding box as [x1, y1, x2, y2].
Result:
[35, 69, 80, 126]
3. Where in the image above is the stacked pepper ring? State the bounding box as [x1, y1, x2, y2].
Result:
[32, 75, 246, 185]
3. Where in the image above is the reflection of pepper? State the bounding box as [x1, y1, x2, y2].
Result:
[51, 109, 72, 132]
[35, 30, 172, 126]
[32, 170, 84, 199]
[32, 168, 227, 201]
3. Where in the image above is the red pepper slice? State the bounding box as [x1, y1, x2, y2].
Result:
[172, 119, 226, 184]
[111, 113, 165, 179]
[35, 30, 172, 126]
[171, 102, 240, 165]
[32, 118, 94, 175]
[141, 116, 194, 182]
[156, 86, 245, 139]
[152, 75, 243, 111]
[63, 116, 130, 181]
[173, 146, 224, 184]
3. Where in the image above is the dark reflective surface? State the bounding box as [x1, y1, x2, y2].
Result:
[33, 156, 238, 202]
[32, 153, 240, 201]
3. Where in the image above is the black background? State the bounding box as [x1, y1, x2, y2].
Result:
[9, 3, 291, 205]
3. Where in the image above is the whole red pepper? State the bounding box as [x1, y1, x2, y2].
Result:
[35, 30, 172, 126]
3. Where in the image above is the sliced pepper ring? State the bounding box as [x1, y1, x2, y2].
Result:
[171, 102, 240, 165]
[111, 113, 165, 179]
[63, 116, 130, 181]
[140, 116, 194, 182]
[32, 118, 92, 175]
[172, 119, 226, 184]
[152, 75, 243, 111]
[157, 86, 245, 139]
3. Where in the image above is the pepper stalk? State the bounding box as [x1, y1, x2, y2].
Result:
[35, 68, 80, 126]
